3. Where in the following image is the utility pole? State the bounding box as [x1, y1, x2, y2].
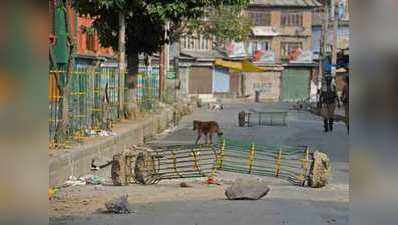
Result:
[330, 0, 338, 78]
[318, 3, 329, 90]
[118, 12, 126, 117]
[164, 21, 170, 75]
[159, 47, 165, 100]
[158, 22, 169, 100]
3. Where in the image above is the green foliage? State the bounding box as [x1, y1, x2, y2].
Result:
[73, 0, 250, 56]
[188, 5, 252, 44]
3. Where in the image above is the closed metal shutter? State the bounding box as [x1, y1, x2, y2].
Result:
[189, 67, 213, 94]
[213, 67, 230, 93]
[281, 68, 310, 101]
[230, 72, 240, 96]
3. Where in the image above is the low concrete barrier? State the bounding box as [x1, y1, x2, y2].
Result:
[49, 103, 195, 187]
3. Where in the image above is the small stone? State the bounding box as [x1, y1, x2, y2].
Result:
[225, 179, 270, 200]
[104, 195, 131, 214]
[180, 182, 192, 188]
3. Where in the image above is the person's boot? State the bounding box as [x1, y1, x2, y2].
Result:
[329, 118, 334, 131]
[324, 119, 329, 132]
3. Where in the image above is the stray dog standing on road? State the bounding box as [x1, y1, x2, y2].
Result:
[193, 120, 223, 145]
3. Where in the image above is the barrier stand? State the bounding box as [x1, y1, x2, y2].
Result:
[171, 150, 182, 178]
[247, 143, 256, 174]
[217, 139, 226, 169]
[298, 147, 310, 186]
[191, 150, 204, 176]
[275, 149, 282, 177]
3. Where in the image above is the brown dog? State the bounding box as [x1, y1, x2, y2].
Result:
[193, 120, 223, 145]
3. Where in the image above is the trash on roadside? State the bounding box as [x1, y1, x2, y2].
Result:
[63, 176, 86, 187]
[63, 174, 106, 187]
[85, 129, 97, 136]
[179, 182, 192, 188]
[207, 184, 217, 188]
[82, 174, 105, 185]
[98, 130, 117, 137]
[206, 177, 220, 185]
[104, 195, 132, 214]
[48, 188, 59, 200]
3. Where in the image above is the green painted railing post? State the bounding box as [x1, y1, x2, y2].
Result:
[248, 143, 255, 174]
[217, 138, 225, 169]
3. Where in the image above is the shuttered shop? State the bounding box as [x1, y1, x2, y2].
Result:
[244, 72, 281, 102]
[281, 68, 310, 101]
[189, 67, 213, 94]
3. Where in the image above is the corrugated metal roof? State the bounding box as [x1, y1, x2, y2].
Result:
[180, 50, 226, 60]
[250, 0, 321, 7]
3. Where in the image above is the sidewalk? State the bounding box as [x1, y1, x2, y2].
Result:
[49, 102, 195, 187]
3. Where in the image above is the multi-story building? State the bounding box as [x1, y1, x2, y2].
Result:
[49, 0, 117, 68]
[245, 0, 320, 64]
[241, 0, 321, 102]
[174, 0, 322, 102]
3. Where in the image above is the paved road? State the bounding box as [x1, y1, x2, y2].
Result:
[50, 101, 349, 225]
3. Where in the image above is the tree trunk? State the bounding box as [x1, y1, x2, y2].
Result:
[55, 0, 75, 145]
[126, 52, 139, 89]
[159, 46, 165, 100]
[118, 12, 126, 118]
[124, 52, 139, 119]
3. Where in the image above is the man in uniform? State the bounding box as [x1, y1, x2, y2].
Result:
[319, 74, 339, 132]
[341, 76, 349, 133]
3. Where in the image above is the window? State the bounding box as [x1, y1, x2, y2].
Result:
[86, 32, 96, 52]
[281, 11, 303, 26]
[181, 38, 186, 50]
[281, 42, 302, 57]
[181, 35, 211, 51]
[248, 11, 271, 26]
[248, 40, 270, 55]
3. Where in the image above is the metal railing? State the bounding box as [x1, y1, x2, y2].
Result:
[49, 65, 179, 148]
[49, 65, 121, 148]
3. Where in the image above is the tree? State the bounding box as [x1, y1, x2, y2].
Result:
[50, 0, 76, 146]
[73, 0, 250, 88]
[186, 5, 252, 48]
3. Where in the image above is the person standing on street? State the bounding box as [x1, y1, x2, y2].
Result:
[320, 74, 339, 132]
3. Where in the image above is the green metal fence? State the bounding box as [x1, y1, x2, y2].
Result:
[215, 138, 312, 186]
[49, 65, 121, 148]
[136, 71, 159, 112]
[49, 64, 179, 148]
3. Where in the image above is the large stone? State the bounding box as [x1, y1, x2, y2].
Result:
[308, 151, 331, 188]
[225, 179, 271, 200]
[105, 195, 131, 214]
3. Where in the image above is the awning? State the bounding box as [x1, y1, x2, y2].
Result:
[214, 59, 267, 72]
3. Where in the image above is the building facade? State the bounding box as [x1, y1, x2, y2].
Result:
[243, 0, 320, 102]
[245, 0, 319, 63]
[173, 0, 321, 102]
[49, 0, 117, 69]
[311, 0, 350, 58]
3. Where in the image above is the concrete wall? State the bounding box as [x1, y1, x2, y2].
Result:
[49, 104, 193, 187]
[178, 66, 190, 97]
